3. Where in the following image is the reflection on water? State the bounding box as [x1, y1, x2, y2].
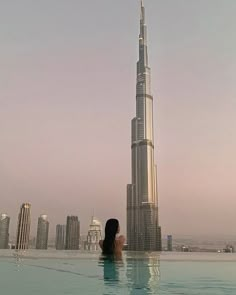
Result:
[12, 250, 161, 294]
[126, 253, 160, 294]
[99, 255, 121, 284]
[13, 251, 25, 272]
[2, 250, 236, 295]
[99, 253, 160, 294]
[98, 255, 123, 295]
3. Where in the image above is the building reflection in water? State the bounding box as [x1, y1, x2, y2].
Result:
[99, 253, 160, 295]
[126, 253, 160, 294]
[13, 251, 25, 272]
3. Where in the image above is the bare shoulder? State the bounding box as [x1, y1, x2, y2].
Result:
[117, 235, 126, 245]
[99, 240, 103, 249]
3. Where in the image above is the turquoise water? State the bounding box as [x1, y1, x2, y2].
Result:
[0, 251, 236, 294]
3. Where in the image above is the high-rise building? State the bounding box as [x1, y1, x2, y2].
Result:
[167, 235, 173, 251]
[65, 216, 80, 250]
[86, 216, 102, 251]
[36, 215, 49, 250]
[16, 203, 31, 250]
[55, 224, 66, 250]
[0, 214, 10, 249]
[127, 1, 162, 251]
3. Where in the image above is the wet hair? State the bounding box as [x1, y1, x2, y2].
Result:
[102, 219, 119, 255]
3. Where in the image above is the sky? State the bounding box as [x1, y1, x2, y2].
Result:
[0, 0, 236, 239]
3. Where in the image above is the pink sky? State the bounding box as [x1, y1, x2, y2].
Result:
[0, 0, 236, 238]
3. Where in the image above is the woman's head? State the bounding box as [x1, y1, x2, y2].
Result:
[102, 219, 119, 255]
[105, 219, 119, 236]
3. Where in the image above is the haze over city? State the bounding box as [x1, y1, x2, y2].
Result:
[1, 0, 236, 238]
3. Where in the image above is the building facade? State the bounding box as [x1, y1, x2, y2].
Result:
[36, 215, 49, 250]
[0, 214, 10, 249]
[16, 203, 31, 250]
[65, 216, 80, 250]
[167, 235, 173, 251]
[55, 224, 66, 250]
[127, 1, 162, 251]
[86, 217, 102, 251]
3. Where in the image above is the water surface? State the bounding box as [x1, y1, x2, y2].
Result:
[0, 250, 235, 294]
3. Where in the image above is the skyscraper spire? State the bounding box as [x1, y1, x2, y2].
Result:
[140, 0, 145, 23]
[127, 2, 162, 251]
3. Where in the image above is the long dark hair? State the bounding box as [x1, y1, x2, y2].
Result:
[102, 219, 119, 255]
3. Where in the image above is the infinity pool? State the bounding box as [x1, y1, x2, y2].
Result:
[0, 251, 236, 294]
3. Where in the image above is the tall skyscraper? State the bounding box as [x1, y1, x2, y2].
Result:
[16, 203, 31, 250]
[127, 1, 162, 251]
[55, 224, 66, 250]
[36, 215, 49, 250]
[65, 216, 80, 250]
[0, 214, 10, 249]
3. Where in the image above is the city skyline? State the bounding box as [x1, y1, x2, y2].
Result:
[1, 1, 236, 237]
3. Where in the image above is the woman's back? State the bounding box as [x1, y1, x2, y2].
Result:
[99, 219, 125, 256]
[99, 235, 125, 255]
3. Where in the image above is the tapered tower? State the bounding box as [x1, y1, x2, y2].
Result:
[127, 1, 162, 251]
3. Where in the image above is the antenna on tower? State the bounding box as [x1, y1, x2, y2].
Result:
[91, 208, 95, 222]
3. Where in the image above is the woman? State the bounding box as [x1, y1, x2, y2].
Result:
[99, 219, 125, 256]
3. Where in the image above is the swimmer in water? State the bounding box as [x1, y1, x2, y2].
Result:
[99, 219, 125, 256]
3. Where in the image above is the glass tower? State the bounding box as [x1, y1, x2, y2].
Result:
[65, 216, 80, 250]
[55, 224, 66, 250]
[36, 215, 49, 249]
[0, 214, 10, 249]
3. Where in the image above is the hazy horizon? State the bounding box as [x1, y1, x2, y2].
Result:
[1, 0, 236, 238]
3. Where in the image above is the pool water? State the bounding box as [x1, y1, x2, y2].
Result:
[0, 251, 236, 294]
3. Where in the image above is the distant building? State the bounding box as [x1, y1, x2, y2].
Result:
[167, 235, 173, 251]
[0, 214, 10, 249]
[181, 245, 190, 252]
[36, 215, 49, 250]
[85, 217, 102, 251]
[65, 216, 80, 250]
[224, 245, 234, 253]
[29, 237, 36, 248]
[55, 224, 66, 250]
[16, 203, 31, 250]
